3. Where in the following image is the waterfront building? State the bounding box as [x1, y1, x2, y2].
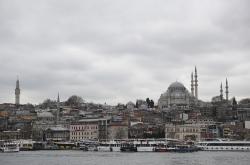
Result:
[70, 118, 110, 141]
[0, 130, 21, 140]
[165, 124, 201, 141]
[45, 126, 70, 142]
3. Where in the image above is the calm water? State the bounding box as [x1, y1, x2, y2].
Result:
[0, 151, 250, 165]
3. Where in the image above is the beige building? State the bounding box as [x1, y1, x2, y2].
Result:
[70, 119, 99, 141]
[165, 124, 201, 141]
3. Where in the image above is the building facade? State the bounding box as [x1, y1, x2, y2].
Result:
[45, 126, 70, 142]
[70, 119, 99, 141]
[165, 124, 201, 141]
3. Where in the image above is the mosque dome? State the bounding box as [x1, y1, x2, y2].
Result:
[158, 81, 193, 110]
[168, 81, 186, 90]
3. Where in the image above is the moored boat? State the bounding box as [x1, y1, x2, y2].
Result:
[154, 144, 168, 152]
[196, 140, 250, 151]
[0, 140, 20, 152]
[14, 139, 35, 151]
[120, 143, 137, 152]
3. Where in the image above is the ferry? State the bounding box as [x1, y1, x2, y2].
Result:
[79, 140, 98, 151]
[196, 140, 250, 151]
[0, 140, 20, 152]
[154, 144, 168, 152]
[97, 139, 180, 152]
[120, 143, 137, 152]
[14, 139, 35, 151]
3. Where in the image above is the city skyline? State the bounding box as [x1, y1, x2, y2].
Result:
[0, 0, 250, 105]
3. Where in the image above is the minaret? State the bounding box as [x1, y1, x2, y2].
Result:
[56, 93, 60, 125]
[15, 78, 20, 106]
[194, 66, 198, 99]
[225, 78, 229, 101]
[191, 72, 194, 96]
[220, 83, 223, 101]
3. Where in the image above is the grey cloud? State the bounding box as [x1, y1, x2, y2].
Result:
[0, 0, 250, 104]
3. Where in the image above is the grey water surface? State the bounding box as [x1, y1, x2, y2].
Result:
[0, 151, 250, 165]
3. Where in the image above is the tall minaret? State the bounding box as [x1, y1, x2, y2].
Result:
[220, 82, 223, 101]
[191, 72, 194, 97]
[15, 78, 20, 105]
[225, 78, 229, 101]
[56, 93, 60, 125]
[194, 66, 198, 99]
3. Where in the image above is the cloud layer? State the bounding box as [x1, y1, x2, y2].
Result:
[0, 0, 250, 104]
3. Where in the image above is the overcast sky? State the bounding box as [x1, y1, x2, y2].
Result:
[0, 0, 250, 105]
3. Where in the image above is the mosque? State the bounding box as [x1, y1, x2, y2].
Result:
[158, 67, 230, 111]
[158, 67, 199, 111]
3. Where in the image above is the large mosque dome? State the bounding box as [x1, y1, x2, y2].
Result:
[168, 81, 186, 90]
[158, 81, 194, 110]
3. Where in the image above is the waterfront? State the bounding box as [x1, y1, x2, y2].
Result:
[1, 151, 250, 165]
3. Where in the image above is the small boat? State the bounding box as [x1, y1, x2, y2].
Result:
[0, 140, 20, 152]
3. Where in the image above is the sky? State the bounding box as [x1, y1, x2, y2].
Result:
[0, 0, 250, 105]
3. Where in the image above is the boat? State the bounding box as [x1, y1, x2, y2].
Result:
[154, 144, 168, 152]
[97, 144, 112, 152]
[196, 140, 250, 151]
[0, 140, 20, 152]
[134, 140, 156, 152]
[170, 145, 199, 153]
[79, 140, 98, 151]
[120, 143, 137, 152]
[14, 139, 35, 151]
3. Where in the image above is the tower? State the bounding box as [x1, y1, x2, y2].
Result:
[225, 78, 229, 101]
[191, 72, 194, 96]
[220, 82, 223, 101]
[194, 66, 198, 99]
[56, 93, 60, 125]
[15, 78, 20, 105]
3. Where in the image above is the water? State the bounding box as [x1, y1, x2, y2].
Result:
[0, 151, 250, 165]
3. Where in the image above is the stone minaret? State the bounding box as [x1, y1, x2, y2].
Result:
[56, 93, 60, 125]
[15, 78, 20, 105]
[225, 78, 229, 101]
[220, 83, 223, 101]
[191, 72, 194, 96]
[194, 66, 198, 99]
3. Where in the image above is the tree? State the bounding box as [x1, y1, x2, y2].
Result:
[135, 101, 138, 108]
[150, 100, 154, 108]
[65, 95, 84, 107]
[146, 98, 150, 107]
[39, 99, 57, 109]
